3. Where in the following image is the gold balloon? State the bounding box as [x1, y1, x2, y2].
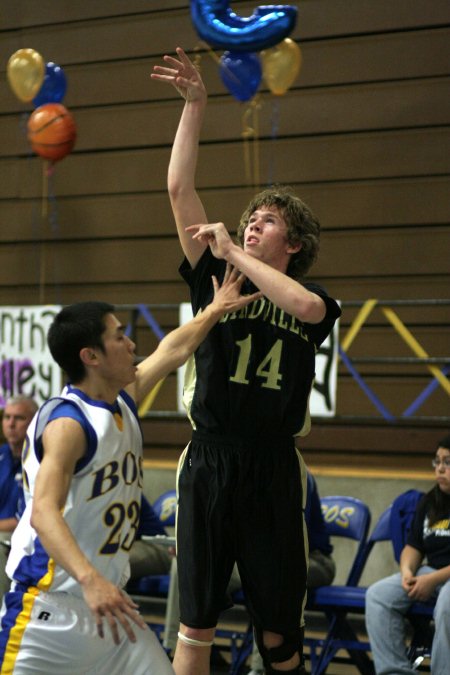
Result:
[261, 38, 302, 96]
[7, 48, 45, 102]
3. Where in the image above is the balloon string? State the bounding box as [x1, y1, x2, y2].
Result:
[39, 161, 49, 303]
[253, 99, 260, 187]
[242, 96, 261, 187]
[192, 43, 262, 185]
[40, 161, 56, 302]
[41, 160, 48, 220]
[242, 107, 252, 184]
[47, 169, 63, 305]
[193, 41, 242, 90]
[268, 99, 280, 185]
[39, 239, 46, 304]
[193, 40, 221, 67]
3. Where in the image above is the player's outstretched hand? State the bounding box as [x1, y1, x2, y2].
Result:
[151, 46, 206, 104]
[81, 570, 147, 644]
[211, 263, 262, 315]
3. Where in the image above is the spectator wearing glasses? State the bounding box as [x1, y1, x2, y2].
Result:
[365, 434, 450, 675]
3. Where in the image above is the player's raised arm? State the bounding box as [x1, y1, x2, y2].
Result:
[151, 47, 208, 268]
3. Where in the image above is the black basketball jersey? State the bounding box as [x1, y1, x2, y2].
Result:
[180, 249, 341, 439]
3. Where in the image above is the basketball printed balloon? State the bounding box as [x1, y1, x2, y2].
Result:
[27, 103, 76, 162]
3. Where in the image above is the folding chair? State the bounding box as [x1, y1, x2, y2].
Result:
[220, 495, 372, 674]
[152, 489, 177, 528]
[214, 588, 254, 675]
[126, 489, 177, 641]
[127, 488, 176, 596]
[305, 496, 372, 675]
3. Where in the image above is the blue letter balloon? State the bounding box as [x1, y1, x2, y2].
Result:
[219, 51, 262, 102]
[33, 62, 67, 107]
[191, 0, 297, 52]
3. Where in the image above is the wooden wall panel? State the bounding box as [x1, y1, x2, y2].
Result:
[2, 0, 449, 68]
[3, 27, 448, 114]
[336, 379, 449, 418]
[0, 0, 188, 29]
[340, 328, 449, 360]
[331, 278, 449, 304]
[140, 417, 448, 472]
[2, 127, 449, 200]
[0, 281, 188, 307]
[0, 11, 199, 67]
[321, 227, 449, 277]
[134, 372, 449, 419]
[0, 0, 449, 464]
[2, 177, 449, 243]
[0, 239, 179, 285]
[4, 77, 449, 158]
[0, 277, 448, 310]
[0, 226, 447, 288]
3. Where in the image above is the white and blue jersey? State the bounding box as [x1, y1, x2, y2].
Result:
[0, 386, 173, 675]
[5, 385, 143, 597]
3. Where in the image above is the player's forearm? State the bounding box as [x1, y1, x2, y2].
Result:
[168, 99, 206, 201]
[160, 301, 222, 368]
[400, 544, 423, 576]
[0, 517, 18, 533]
[226, 244, 326, 323]
[31, 503, 96, 585]
[168, 100, 208, 264]
[133, 301, 223, 404]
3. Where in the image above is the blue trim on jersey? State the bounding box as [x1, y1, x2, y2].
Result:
[11, 537, 51, 590]
[47, 401, 98, 473]
[66, 384, 121, 414]
[66, 385, 143, 447]
[119, 389, 143, 446]
[66, 384, 139, 419]
[120, 388, 139, 418]
[0, 588, 25, 660]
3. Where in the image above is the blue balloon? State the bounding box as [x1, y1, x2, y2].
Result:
[190, 1, 297, 52]
[33, 62, 67, 107]
[219, 51, 262, 102]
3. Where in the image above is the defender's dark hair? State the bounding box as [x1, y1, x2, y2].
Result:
[425, 433, 450, 526]
[47, 301, 114, 383]
[236, 185, 321, 280]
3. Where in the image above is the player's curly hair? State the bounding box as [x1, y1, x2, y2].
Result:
[236, 185, 320, 280]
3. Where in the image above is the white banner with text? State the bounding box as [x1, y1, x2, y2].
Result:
[0, 305, 62, 407]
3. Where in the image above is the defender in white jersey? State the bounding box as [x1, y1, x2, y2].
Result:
[0, 273, 260, 675]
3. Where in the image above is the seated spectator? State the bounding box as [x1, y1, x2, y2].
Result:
[365, 434, 450, 675]
[0, 396, 38, 601]
[129, 494, 172, 581]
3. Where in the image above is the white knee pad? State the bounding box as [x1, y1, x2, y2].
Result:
[177, 631, 214, 648]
